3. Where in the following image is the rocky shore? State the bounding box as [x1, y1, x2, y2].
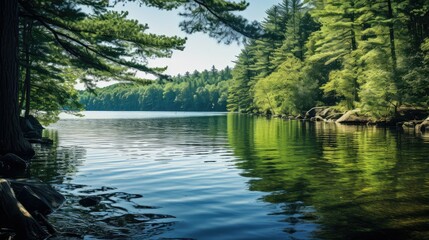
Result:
[0, 116, 62, 240]
[264, 106, 429, 133]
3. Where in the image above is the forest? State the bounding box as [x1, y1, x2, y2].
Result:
[79, 0, 429, 120]
[228, 0, 429, 118]
[1, 1, 429, 239]
[79, 66, 232, 111]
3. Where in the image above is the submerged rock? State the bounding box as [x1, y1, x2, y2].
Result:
[79, 196, 102, 207]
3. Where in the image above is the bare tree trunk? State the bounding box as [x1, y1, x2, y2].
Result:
[0, 0, 34, 159]
[386, 0, 401, 113]
[24, 20, 33, 119]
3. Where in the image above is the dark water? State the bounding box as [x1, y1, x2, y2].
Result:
[30, 112, 429, 239]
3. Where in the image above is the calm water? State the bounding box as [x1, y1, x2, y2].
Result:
[30, 111, 429, 240]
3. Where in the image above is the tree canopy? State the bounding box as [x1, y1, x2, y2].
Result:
[0, 0, 265, 156]
[227, 0, 429, 118]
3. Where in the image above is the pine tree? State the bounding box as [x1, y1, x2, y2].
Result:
[227, 45, 258, 113]
[308, 0, 362, 109]
[0, 0, 265, 156]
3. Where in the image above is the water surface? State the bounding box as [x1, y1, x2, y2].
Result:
[31, 111, 429, 239]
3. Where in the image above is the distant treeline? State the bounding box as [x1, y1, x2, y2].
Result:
[79, 66, 231, 111]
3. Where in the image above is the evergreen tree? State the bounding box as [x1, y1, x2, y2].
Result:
[0, 0, 264, 156]
[227, 45, 258, 112]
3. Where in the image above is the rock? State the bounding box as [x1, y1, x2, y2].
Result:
[0, 179, 51, 240]
[10, 179, 65, 215]
[335, 109, 370, 125]
[402, 120, 423, 129]
[319, 107, 342, 119]
[27, 115, 44, 133]
[24, 130, 42, 139]
[20, 115, 45, 139]
[396, 107, 429, 121]
[305, 107, 328, 119]
[310, 116, 324, 121]
[417, 117, 429, 133]
[19, 117, 35, 133]
[79, 196, 102, 207]
[0, 153, 28, 176]
[325, 113, 343, 121]
[16, 186, 54, 216]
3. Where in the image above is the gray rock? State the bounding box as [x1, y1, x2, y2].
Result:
[417, 116, 429, 133]
[305, 107, 328, 119]
[335, 110, 370, 125]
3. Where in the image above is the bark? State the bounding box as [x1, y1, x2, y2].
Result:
[386, 0, 401, 110]
[386, 0, 397, 72]
[0, 0, 34, 159]
[24, 20, 33, 119]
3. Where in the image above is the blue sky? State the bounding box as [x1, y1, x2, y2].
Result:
[116, 0, 281, 77]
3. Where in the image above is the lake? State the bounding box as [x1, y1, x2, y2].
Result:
[30, 111, 429, 239]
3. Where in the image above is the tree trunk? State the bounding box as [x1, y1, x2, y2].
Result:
[386, 0, 397, 72]
[386, 0, 401, 112]
[24, 20, 33, 119]
[0, 0, 34, 159]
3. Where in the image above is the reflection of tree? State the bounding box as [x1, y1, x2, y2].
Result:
[227, 114, 429, 239]
[30, 129, 85, 183]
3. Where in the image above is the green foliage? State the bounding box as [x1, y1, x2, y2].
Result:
[79, 66, 232, 111]
[254, 56, 310, 115]
[16, 0, 263, 124]
[227, 0, 429, 118]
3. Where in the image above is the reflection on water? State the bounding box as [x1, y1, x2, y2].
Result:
[29, 112, 429, 239]
[228, 114, 429, 240]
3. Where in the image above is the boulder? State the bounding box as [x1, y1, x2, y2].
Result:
[325, 113, 343, 121]
[310, 116, 324, 121]
[0, 153, 28, 176]
[27, 115, 44, 133]
[305, 107, 328, 119]
[402, 120, 423, 129]
[10, 179, 65, 215]
[19, 117, 35, 133]
[417, 117, 429, 133]
[335, 110, 370, 125]
[20, 115, 45, 139]
[0, 179, 51, 240]
[319, 107, 342, 119]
